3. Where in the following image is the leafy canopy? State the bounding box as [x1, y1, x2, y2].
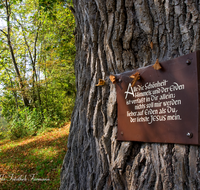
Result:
[0, 0, 76, 139]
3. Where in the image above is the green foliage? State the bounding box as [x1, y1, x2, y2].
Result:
[39, 0, 67, 11]
[8, 108, 41, 139]
[0, 0, 76, 139]
[7, 95, 74, 139]
[0, 112, 8, 139]
[9, 117, 28, 140]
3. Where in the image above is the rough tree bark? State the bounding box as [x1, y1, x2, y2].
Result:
[60, 0, 200, 189]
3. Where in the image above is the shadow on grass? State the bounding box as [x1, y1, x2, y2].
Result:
[0, 129, 69, 190]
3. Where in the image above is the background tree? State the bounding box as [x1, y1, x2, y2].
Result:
[60, 0, 200, 189]
[0, 0, 76, 139]
[0, 0, 30, 107]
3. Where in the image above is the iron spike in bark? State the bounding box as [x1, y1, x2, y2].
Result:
[130, 72, 140, 87]
[152, 59, 162, 70]
[109, 75, 116, 84]
[96, 79, 106, 86]
[150, 41, 153, 49]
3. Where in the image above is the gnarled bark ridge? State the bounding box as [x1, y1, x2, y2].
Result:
[60, 0, 200, 189]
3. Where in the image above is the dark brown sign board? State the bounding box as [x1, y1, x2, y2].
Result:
[116, 51, 200, 145]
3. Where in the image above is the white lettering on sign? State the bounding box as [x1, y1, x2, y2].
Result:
[125, 79, 184, 124]
[125, 83, 134, 99]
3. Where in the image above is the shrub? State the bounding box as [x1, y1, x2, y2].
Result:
[6, 94, 75, 140]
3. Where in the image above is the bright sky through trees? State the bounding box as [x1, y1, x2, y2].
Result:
[0, 18, 6, 29]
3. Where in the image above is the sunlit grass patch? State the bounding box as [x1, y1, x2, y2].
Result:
[31, 147, 59, 159]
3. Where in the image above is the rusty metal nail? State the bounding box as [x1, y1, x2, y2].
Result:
[186, 59, 191, 65]
[121, 131, 123, 135]
[186, 132, 193, 138]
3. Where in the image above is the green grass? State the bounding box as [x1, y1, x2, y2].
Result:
[0, 123, 70, 190]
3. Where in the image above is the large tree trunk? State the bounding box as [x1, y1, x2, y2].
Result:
[60, 0, 200, 189]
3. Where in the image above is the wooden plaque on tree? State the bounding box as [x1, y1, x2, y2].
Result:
[116, 51, 200, 145]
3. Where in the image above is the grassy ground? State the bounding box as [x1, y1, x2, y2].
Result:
[0, 123, 70, 190]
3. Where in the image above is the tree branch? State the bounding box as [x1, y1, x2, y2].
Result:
[14, 16, 34, 65]
[33, 22, 41, 66]
[0, 29, 8, 37]
[4, 0, 29, 107]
